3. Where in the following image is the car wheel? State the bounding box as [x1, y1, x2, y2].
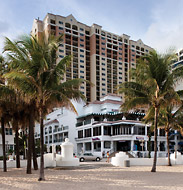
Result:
[96, 157, 100, 161]
[80, 157, 85, 162]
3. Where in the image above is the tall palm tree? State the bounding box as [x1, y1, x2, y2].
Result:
[158, 104, 183, 166]
[4, 35, 85, 180]
[119, 50, 176, 172]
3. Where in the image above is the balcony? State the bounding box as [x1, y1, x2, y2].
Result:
[76, 122, 83, 127]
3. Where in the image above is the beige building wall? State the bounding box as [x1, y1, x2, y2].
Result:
[31, 13, 153, 103]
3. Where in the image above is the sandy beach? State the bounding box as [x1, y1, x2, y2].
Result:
[0, 161, 183, 190]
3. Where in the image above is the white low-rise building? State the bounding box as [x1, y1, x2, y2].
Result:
[34, 101, 84, 153]
[0, 128, 14, 156]
[34, 94, 183, 157]
[75, 94, 182, 157]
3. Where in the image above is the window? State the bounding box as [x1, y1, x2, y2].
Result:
[59, 49, 64, 53]
[119, 62, 122, 65]
[102, 68, 105, 71]
[80, 86, 84, 89]
[102, 53, 105, 56]
[80, 44, 84, 47]
[102, 78, 105, 81]
[119, 42, 122, 45]
[132, 49, 135, 52]
[85, 128, 91, 137]
[93, 126, 101, 136]
[104, 141, 111, 148]
[102, 88, 106, 91]
[102, 63, 105, 66]
[119, 53, 122, 55]
[80, 60, 84, 63]
[102, 58, 105, 61]
[59, 55, 64, 58]
[80, 55, 84, 58]
[80, 70, 84, 73]
[119, 48, 122, 50]
[78, 130, 83, 138]
[119, 72, 122, 75]
[80, 28, 84, 31]
[102, 73, 105, 76]
[59, 27, 63, 30]
[119, 57, 122, 60]
[101, 37, 105, 40]
[80, 65, 84, 68]
[80, 33, 84, 36]
[119, 67, 122, 70]
[59, 21, 63, 24]
[102, 42, 105, 45]
[80, 76, 84, 78]
[102, 48, 105, 50]
[50, 19, 55, 24]
[119, 77, 122, 80]
[80, 39, 84, 42]
[102, 83, 106, 86]
[80, 49, 84, 52]
[132, 45, 135, 48]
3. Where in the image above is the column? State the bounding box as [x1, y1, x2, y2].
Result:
[145, 141, 147, 151]
[101, 141, 104, 154]
[131, 140, 134, 151]
[91, 141, 94, 153]
[101, 125, 104, 136]
[111, 126, 113, 136]
[145, 125, 147, 136]
[131, 126, 134, 135]
[111, 141, 114, 152]
[82, 143, 85, 153]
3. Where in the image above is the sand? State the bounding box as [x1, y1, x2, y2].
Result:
[0, 161, 183, 190]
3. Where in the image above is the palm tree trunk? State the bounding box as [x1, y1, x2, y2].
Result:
[1, 116, 7, 172]
[26, 110, 34, 174]
[166, 130, 171, 166]
[38, 109, 45, 181]
[151, 107, 158, 172]
[15, 120, 20, 168]
[32, 129, 38, 170]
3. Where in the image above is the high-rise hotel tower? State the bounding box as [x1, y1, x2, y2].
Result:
[31, 13, 152, 102]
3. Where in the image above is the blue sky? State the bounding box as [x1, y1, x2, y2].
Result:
[1, 0, 183, 53]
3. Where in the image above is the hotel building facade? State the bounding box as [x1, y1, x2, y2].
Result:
[31, 13, 152, 102]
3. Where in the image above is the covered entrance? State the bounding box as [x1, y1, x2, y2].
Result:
[116, 141, 131, 151]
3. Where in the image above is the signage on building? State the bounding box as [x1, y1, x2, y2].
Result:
[136, 137, 144, 140]
[92, 137, 100, 141]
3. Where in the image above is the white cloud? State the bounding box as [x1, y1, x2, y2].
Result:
[144, 0, 183, 53]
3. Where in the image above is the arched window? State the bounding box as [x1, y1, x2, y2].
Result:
[72, 25, 78, 30]
[65, 23, 71, 28]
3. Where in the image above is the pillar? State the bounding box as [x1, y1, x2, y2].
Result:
[101, 125, 104, 136]
[131, 140, 134, 151]
[91, 141, 94, 153]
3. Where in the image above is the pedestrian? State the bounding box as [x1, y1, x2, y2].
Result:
[102, 151, 105, 158]
[106, 151, 110, 163]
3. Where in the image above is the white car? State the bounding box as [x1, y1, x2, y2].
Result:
[78, 153, 102, 162]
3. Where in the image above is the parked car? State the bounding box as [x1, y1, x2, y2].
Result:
[78, 153, 102, 162]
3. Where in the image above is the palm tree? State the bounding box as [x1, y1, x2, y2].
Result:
[158, 104, 183, 166]
[4, 35, 85, 180]
[119, 50, 176, 172]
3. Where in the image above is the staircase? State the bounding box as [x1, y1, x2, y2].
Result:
[109, 151, 135, 158]
[126, 151, 135, 158]
[109, 151, 119, 158]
